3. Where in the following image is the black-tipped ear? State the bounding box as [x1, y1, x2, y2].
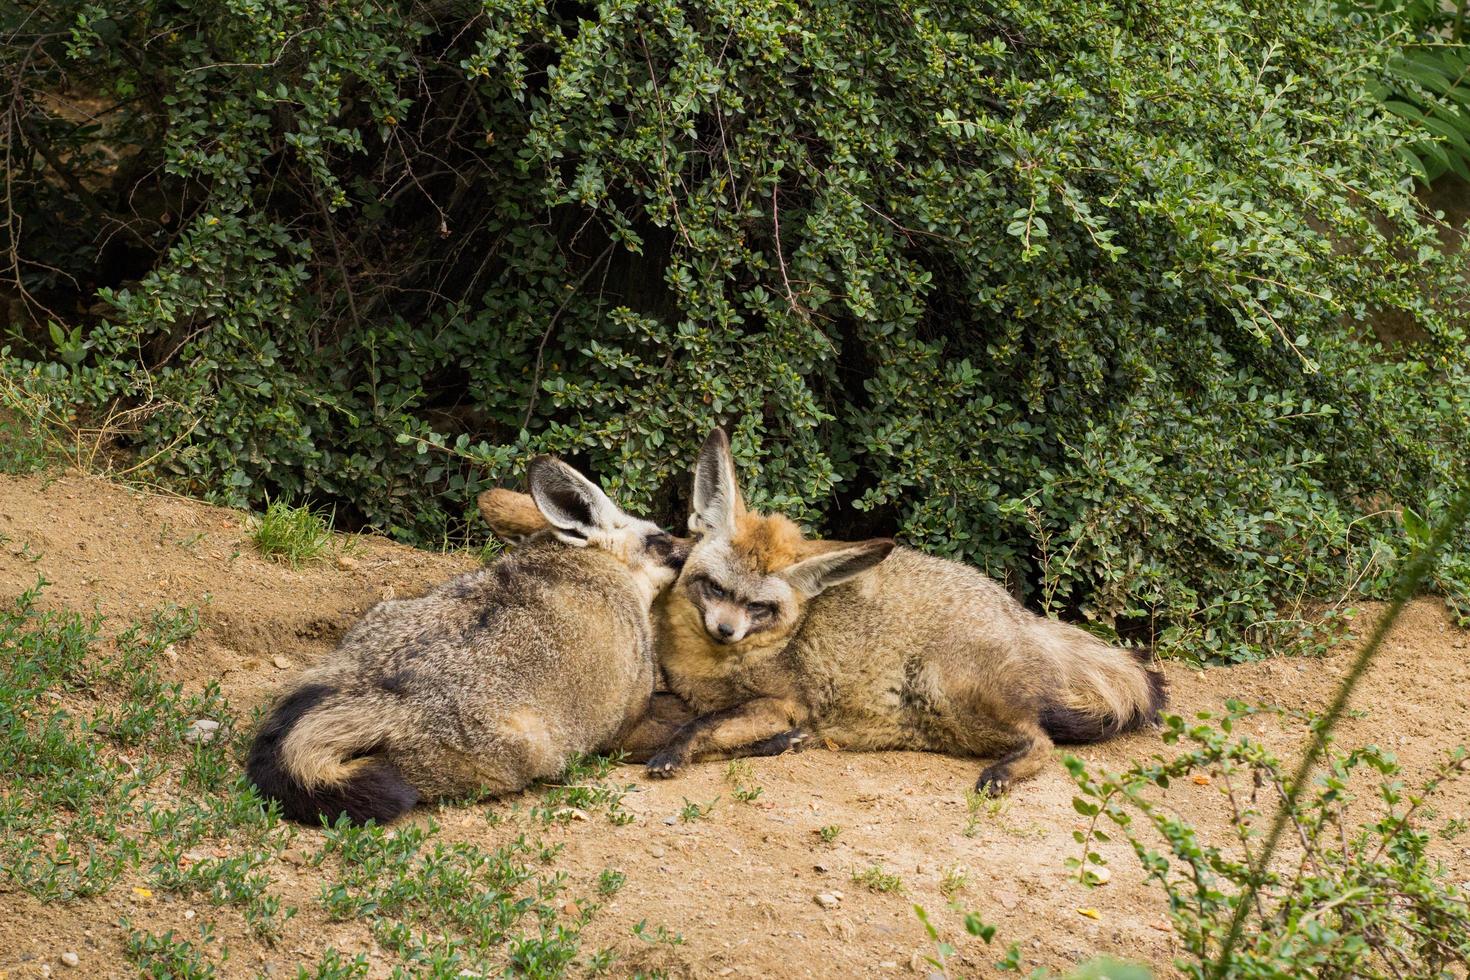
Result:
[527, 457, 620, 546]
[780, 539, 895, 596]
[690, 428, 742, 536]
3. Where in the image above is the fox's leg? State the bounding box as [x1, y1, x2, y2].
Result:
[739, 728, 808, 757]
[646, 697, 808, 778]
[975, 718, 1054, 795]
[610, 693, 699, 763]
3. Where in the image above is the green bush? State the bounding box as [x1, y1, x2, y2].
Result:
[1068, 707, 1470, 978]
[4, 0, 1469, 659]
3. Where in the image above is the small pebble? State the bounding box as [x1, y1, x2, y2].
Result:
[272, 656, 292, 670]
[60, 952, 79, 968]
[648, 846, 666, 858]
[184, 719, 220, 744]
[662, 816, 678, 825]
[814, 891, 842, 909]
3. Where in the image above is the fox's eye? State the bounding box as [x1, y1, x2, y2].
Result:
[705, 580, 727, 600]
[748, 602, 776, 619]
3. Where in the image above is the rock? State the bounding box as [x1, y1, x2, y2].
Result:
[813, 862, 831, 873]
[995, 889, 1020, 911]
[184, 910, 196, 921]
[663, 816, 678, 825]
[184, 719, 220, 744]
[272, 656, 292, 670]
[814, 892, 842, 909]
[648, 846, 666, 858]
[60, 952, 79, 968]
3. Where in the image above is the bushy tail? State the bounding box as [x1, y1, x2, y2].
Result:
[1036, 624, 1167, 745]
[246, 683, 418, 826]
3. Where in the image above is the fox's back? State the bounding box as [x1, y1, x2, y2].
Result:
[787, 547, 1049, 749]
[314, 540, 655, 757]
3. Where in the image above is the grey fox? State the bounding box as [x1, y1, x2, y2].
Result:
[247, 456, 688, 824]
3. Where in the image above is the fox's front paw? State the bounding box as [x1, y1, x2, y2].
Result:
[645, 747, 688, 779]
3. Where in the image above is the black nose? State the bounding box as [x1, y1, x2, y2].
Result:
[716, 623, 734, 638]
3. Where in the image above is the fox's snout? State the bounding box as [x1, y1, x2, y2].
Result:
[703, 604, 750, 644]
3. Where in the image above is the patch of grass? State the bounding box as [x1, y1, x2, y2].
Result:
[585, 947, 618, 974]
[940, 863, 968, 898]
[679, 796, 718, 823]
[817, 824, 841, 844]
[632, 920, 686, 947]
[964, 786, 1008, 837]
[725, 759, 763, 803]
[249, 498, 334, 565]
[123, 922, 220, 980]
[852, 865, 903, 894]
[295, 948, 370, 979]
[532, 751, 635, 825]
[598, 869, 626, 896]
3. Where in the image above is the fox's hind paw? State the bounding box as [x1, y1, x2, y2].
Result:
[975, 766, 1012, 797]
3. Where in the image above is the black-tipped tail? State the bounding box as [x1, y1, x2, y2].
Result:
[246, 684, 418, 826]
[1040, 648, 1168, 745]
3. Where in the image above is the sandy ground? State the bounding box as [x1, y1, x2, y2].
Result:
[1, 471, 1467, 978]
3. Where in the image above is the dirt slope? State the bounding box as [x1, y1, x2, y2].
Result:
[1, 471, 1467, 978]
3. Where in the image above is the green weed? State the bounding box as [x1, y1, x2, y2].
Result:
[679, 797, 717, 823]
[249, 499, 333, 565]
[852, 865, 903, 894]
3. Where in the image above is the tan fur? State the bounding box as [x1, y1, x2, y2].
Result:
[648, 431, 1167, 793]
[258, 459, 688, 814]
[478, 488, 552, 544]
[729, 510, 808, 573]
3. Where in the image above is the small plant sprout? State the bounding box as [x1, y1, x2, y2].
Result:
[939, 863, 968, 898]
[679, 797, 718, 823]
[964, 786, 1008, 837]
[818, 824, 841, 843]
[725, 759, 763, 803]
[851, 865, 903, 894]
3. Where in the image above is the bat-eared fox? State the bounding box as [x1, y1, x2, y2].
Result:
[647, 429, 1167, 794]
[247, 456, 690, 825]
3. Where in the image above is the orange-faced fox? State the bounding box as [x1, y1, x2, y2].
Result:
[247, 457, 689, 825]
[648, 429, 1167, 793]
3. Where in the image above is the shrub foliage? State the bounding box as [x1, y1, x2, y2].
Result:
[1069, 707, 1470, 977]
[4, 0, 1469, 658]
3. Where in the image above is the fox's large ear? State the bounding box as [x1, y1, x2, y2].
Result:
[690, 428, 744, 536]
[477, 488, 551, 546]
[780, 538, 895, 597]
[527, 457, 622, 546]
